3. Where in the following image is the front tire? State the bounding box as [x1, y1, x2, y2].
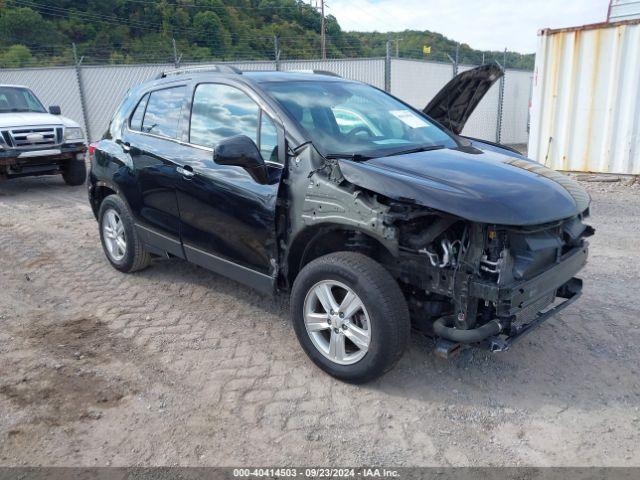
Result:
[61, 158, 87, 186]
[98, 195, 150, 273]
[291, 252, 410, 383]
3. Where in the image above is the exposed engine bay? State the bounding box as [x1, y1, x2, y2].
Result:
[385, 201, 593, 352]
[285, 149, 594, 354]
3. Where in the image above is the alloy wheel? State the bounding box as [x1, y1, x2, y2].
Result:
[303, 280, 371, 365]
[102, 208, 127, 262]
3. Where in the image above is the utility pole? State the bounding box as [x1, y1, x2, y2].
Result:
[320, 0, 326, 59]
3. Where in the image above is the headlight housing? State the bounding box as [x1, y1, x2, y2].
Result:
[64, 127, 84, 141]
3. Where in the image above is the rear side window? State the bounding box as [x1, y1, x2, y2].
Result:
[189, 83, 259, 148]
[129, 93, 149, 131]
[141, 86, 186, 139]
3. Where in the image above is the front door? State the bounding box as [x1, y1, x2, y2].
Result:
[174, 82, 283, 293]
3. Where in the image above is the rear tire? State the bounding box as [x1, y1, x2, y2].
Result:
[62, 158, 87, 186]
[98, 194, 151, 273]
[290, 252, 410, 383]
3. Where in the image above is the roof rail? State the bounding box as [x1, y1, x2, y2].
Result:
[289, 69, 342, 78]
[157, 65, 242, 79]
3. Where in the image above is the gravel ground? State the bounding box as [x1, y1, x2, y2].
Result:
[0, 175, 639, 467]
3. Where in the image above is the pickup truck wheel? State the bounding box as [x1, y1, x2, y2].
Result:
[98, 195, 150, 273]
[291, 252, 410, 383]
[61, 158, 87, 186]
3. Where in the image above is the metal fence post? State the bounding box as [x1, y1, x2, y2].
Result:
[274, 36, 281, 71]
[72, 43, 91, 142]
[384, 40, 391, 92]
[446, 43, 459, 78]
[495, 48, 507, 144]
[172, 38, 182, 68]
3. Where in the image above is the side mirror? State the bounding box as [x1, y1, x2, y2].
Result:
[49, 105, 61, 115]
[213, 135, 267, 183]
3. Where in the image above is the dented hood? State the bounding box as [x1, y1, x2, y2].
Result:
[338, 148, 590, 226]
[423, 64, 503, 134]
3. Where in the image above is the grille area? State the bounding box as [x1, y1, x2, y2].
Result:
[1, 126, 63, 149]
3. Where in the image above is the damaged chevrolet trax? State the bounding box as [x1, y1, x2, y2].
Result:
[88, 65, 593, 383]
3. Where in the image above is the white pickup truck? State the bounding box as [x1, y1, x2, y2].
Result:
[0, 84, 86, 184]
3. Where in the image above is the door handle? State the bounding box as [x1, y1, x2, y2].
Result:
[177, 165, 195, 178]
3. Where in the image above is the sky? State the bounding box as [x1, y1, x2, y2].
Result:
[327, 0, 610, 53]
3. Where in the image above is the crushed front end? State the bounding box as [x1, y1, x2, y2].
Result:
[386, 204, 594, 354]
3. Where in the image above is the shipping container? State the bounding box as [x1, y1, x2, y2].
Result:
[608, 0, 640, 22]
[528, 19, 640, 174]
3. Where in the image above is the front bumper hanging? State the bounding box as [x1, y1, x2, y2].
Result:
[433, 244, 587, 358]
[483, 276, 583, 352]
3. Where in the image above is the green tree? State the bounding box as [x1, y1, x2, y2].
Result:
[192, 11, 231, 53]
[0, 0, 534, 68]
[0, 44, 33, 67]
[0, 7, 59, 47]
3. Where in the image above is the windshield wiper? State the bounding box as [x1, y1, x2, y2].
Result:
[324, 153, 373, 162]
[385, 145, 446, 157]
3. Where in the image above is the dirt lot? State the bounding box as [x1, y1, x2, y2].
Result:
[0, 175, 639, 467]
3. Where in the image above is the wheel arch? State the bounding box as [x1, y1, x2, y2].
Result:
[89, 180, 118, 219]
[285, 223, 396, 288]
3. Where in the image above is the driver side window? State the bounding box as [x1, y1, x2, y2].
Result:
[190, 83, 279, 163]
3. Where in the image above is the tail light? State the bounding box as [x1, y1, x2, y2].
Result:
[88, 143, 96, 156]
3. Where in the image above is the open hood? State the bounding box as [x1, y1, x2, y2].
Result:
[423, 64, 503, 134]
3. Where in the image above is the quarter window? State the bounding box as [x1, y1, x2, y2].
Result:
[141, 86, 185, 139]
[190, 83, 259, 148]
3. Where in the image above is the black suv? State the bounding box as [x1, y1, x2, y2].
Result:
[88, 65, 592, 382]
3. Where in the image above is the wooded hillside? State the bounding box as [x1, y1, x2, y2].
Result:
[0, 0, 534, 69]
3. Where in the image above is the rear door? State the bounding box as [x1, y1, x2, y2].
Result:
[173, 81, 284, 293]
[122, 84, 187, 258]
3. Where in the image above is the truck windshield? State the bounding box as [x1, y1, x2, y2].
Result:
[261, 80, 457, 159]
[0, 87, 46, 113]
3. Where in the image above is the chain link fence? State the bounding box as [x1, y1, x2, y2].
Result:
[0, 47, 532, 146]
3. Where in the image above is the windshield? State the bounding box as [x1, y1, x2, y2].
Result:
[0, 87, 46, 113]
[261, 80, 457, 158]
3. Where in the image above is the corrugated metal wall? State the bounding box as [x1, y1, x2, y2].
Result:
[609, 0, 640, 21]
[529, 21, 640, 174]
[1, 57, 531, 147]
